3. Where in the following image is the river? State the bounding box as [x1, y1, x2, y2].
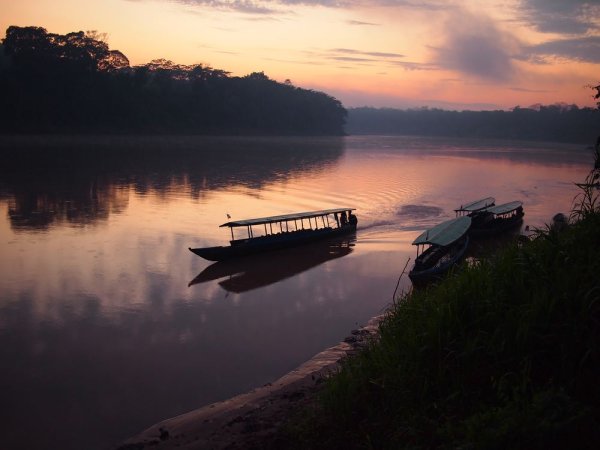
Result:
[0, 135, 592, 449]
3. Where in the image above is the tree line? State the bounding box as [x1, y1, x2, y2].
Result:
[0, 26, 347, 135]
[346, 105, 600, 144]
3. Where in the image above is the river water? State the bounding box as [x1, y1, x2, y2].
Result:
[0, 135, 592, 449]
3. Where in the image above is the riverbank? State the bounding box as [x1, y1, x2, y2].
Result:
[116, 316, 382, 449]
[282, 183, 600, 449]
[117, 189, 600, 449]
[116, 158, 599, 450]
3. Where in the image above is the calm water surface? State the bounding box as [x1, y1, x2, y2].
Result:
[0, 135, 592, 449]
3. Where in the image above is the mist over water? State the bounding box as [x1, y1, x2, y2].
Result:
[0, 135, 592, 449]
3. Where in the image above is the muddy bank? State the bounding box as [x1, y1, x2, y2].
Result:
[116, 316, 383, 450]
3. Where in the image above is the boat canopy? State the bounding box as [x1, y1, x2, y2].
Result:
[413, 216, 471, 247]
[455, 197, 495, 213]
[220, 208, 355, 228]
[484, 201, 522, 215]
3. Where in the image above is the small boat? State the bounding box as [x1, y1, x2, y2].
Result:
[409, 216, 471, 284]
[189, 208, 357, 261]
[469, 201, 524, 237]
[455, 197, 495, 216]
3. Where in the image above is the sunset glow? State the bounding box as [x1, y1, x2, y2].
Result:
[2, 0, 600, 109]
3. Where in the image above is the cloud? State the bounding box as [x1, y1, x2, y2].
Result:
[313, 47, 434, 70]
[510, 86, 554, 94]
[262, 0, 446, 7]
[142, 0, 451, 15]
[346, 19, 379, 26]
[389, 60, 437, 71]
[262, 47, 433, 71]
[321, 86, 501, 109]
[525, 36, 600, 63]
[430, 10, 521, 82]
[332, 48, 405, 58]
[166, 0, 279, 14]
[330, 56, 377, 63]
[518, 0, 600, 34]
[165, 0, 352, 15]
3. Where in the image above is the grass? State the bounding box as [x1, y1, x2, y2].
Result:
[280, 167, 600, 449]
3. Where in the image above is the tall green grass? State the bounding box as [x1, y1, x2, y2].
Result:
[285, 173, 600, 449]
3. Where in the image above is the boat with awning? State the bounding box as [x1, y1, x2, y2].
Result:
[189, 208, 357, 261]
[470, 201, 524, 236]
[409, 216, 471, 284]
[455, 197, 495, 216]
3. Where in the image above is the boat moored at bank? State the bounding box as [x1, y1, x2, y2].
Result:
[455, 197, 495, 217]
[409, 216, 471, 285]
[469, 201, 524, 236]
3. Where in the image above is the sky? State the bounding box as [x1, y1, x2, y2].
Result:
[2, 0, 600, 110]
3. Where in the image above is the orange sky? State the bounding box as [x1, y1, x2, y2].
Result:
[2, 0, 600, 110]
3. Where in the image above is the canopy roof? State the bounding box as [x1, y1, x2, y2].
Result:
[455, 197, 495, 213]
[220, 208, 355, 228]
[484, 201, 522, 215]
[413, 216, 472, 247]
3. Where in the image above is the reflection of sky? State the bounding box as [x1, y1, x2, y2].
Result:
[0, 135, 593, 449]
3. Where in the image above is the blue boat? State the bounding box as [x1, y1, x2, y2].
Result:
[409, 216, 471, 285]
[189, 208, 357, 261]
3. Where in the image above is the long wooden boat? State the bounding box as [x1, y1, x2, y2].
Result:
[469, 201, 524, 237]
[409, 216, 471, 285]
[455, 197, 495, 217]
[189, 208, 357, 261]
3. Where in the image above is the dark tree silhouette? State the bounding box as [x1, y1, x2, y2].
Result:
[0, 25, 347, 135]
[2, 26, 113, 72]
[346, 105, 600, 144]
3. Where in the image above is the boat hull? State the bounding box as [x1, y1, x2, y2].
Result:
[470, 212, 524, 237]
[189, 224, 356, 261]
[409, 235, 469, 285]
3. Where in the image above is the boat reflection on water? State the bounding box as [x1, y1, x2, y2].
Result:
[189, 235, 356, 293]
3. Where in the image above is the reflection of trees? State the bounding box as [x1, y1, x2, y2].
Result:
[7, 183, 129, 231]
[0, 135, 345, 231]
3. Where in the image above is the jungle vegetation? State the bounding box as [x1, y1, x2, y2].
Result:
[0, 26, 347, 135]
[347, 105, 600, 143]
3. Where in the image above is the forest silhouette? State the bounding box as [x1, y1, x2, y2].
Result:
[0, 26, 347, 135]
[347, 105, 600, 144]
[2, 25, 598, 141]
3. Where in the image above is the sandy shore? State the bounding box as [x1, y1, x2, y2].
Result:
[116, 315, 382, 450]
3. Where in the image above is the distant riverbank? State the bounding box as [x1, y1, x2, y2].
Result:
[347, 106, 600, 144]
